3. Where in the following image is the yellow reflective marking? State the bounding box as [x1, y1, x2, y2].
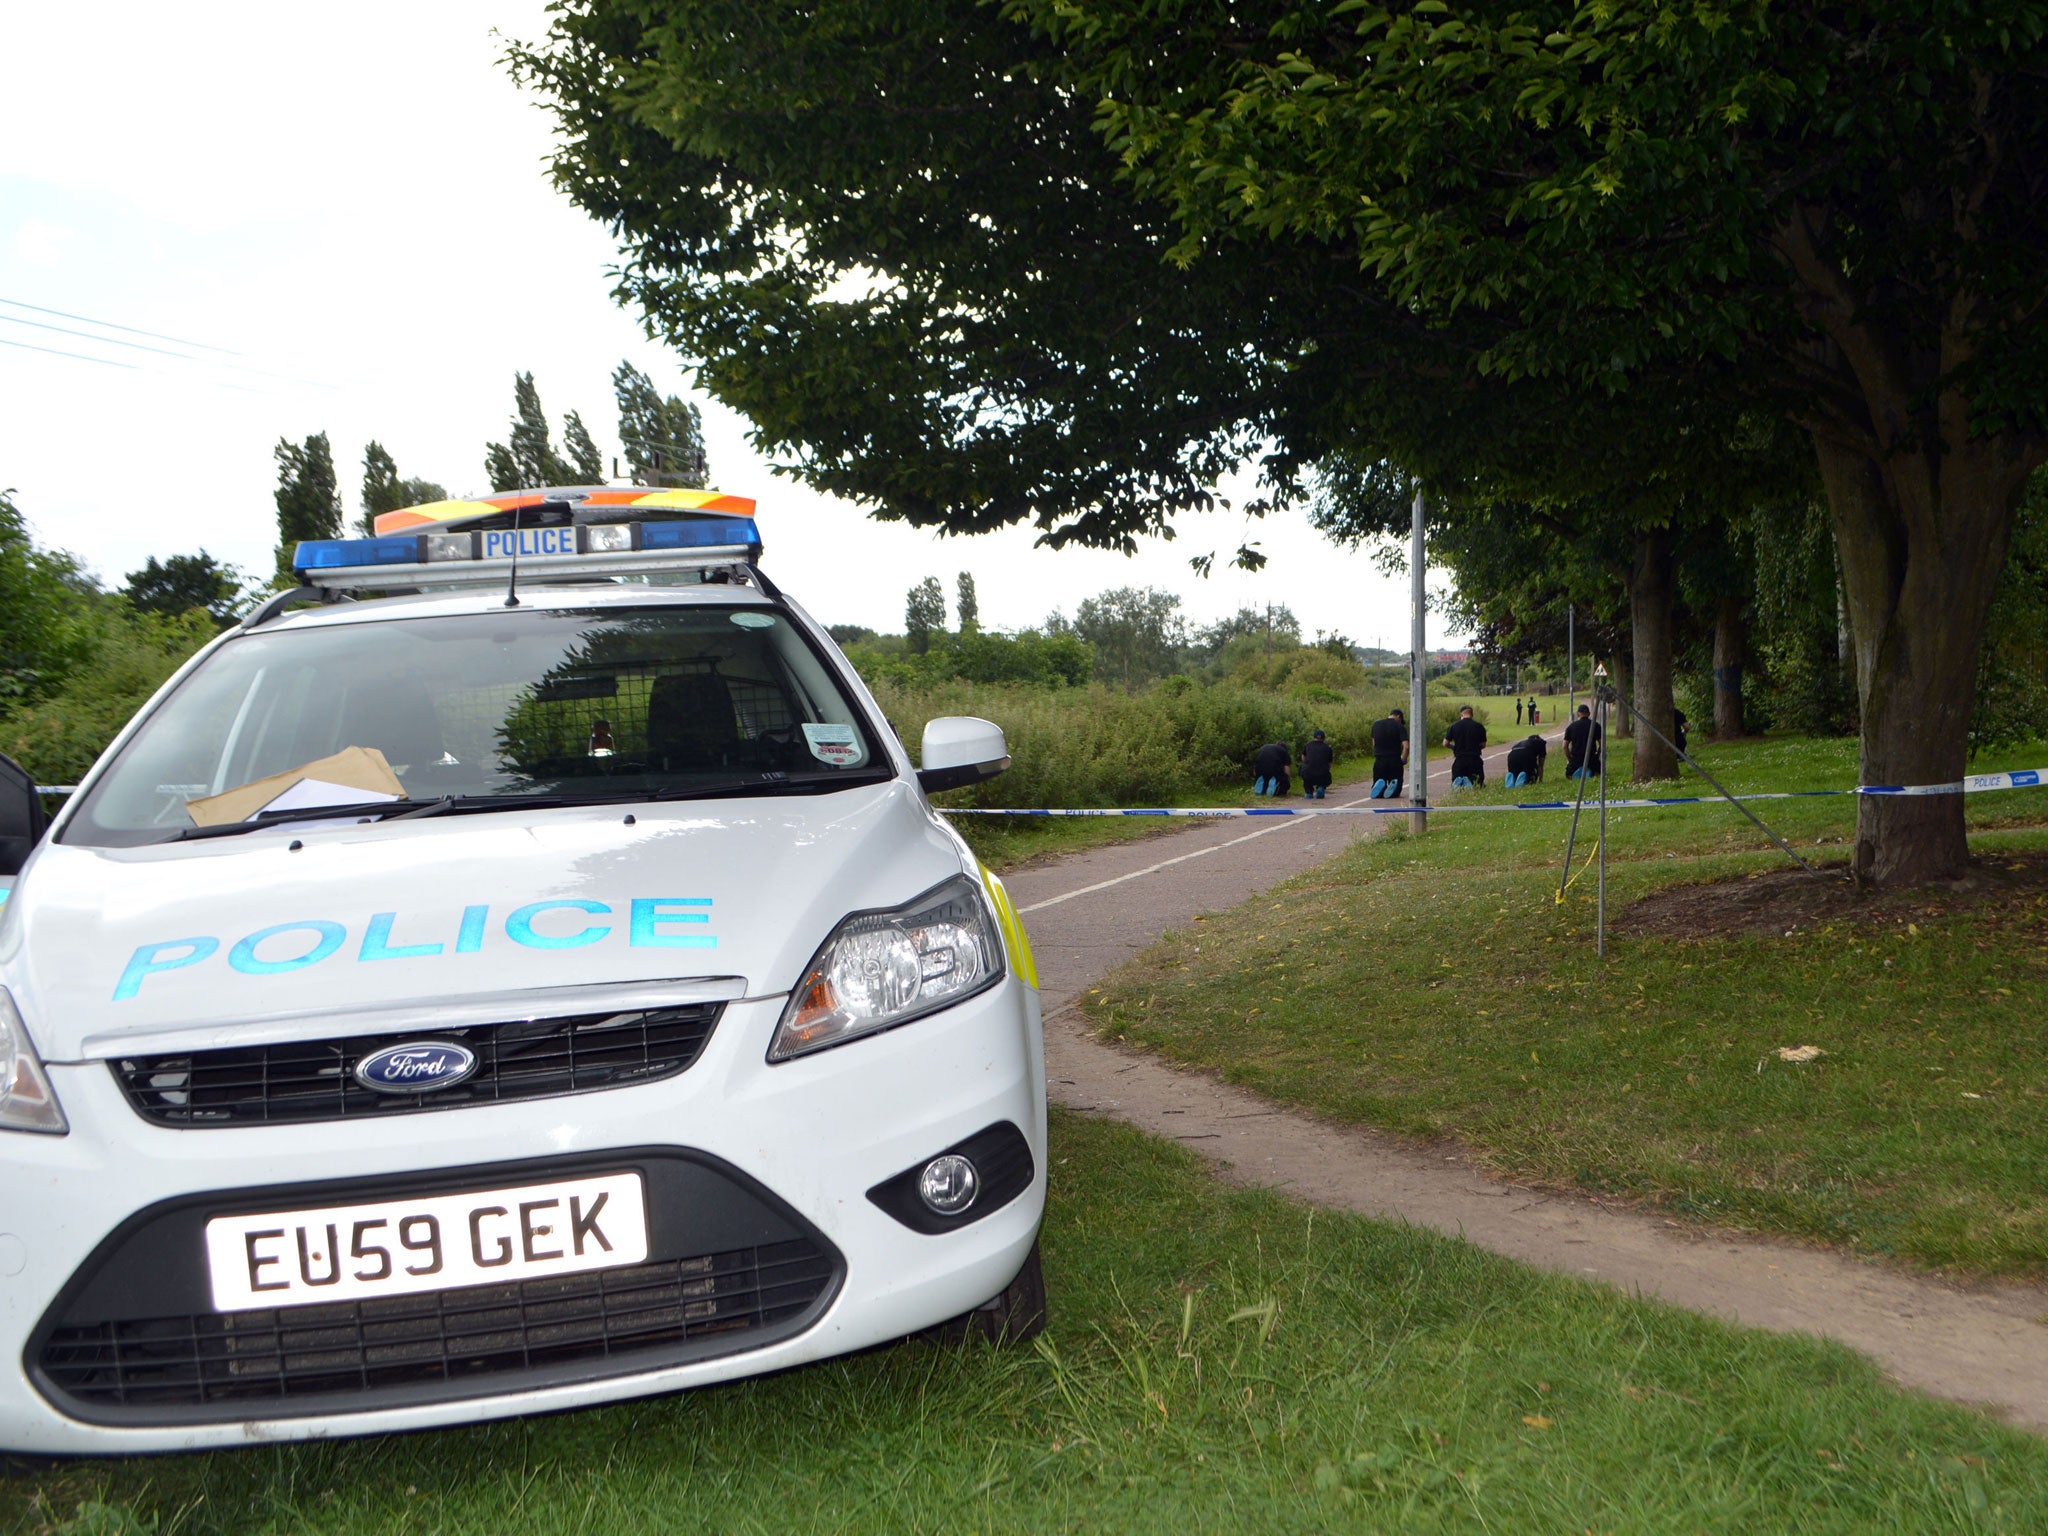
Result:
[979, 865, 1038, 990]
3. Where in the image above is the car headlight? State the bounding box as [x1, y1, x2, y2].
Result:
[0, 987, 66, 1134]
[769, 876, 1004, 1062]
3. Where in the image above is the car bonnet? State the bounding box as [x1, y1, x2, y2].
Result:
[0, 780, 967, 1061]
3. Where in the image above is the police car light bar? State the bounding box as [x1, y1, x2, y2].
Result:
[291, 516, 764, 592]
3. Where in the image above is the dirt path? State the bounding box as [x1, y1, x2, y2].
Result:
[997, 733, 2048, 1432]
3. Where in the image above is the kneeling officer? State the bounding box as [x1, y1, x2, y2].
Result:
[1504, 733, 1547, 787]
[1369, 707, 1409, 798]
[1300, 729, 1334, 799]
[1443, 706, 1487, 787]
[1252, 740, 1293, 797]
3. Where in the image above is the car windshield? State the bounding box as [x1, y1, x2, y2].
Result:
[62, 604, 886, 847]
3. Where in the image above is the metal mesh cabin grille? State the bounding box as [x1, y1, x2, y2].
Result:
[110, 1004, 722, 1127]
[37, 1240, 834, 1413]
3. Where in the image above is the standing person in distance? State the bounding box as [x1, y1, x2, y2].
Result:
[1516, 696, 1524, 726]
[1563, 704, 1603, 779]
[1528, 695, 1540, 726]
[1673, 707, 1690, 757]
[1443, 705, 1488, 787]
[1252, 739, 1293, 797]
[1299, 728, 1335, 800]
[1369, 707, 1409, 799]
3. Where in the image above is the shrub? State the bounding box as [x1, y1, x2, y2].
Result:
[0, 603, 215, 786]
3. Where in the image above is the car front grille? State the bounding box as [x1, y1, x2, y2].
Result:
[110, 1004, 722, 1127]
[37, 1240, 835, 1413]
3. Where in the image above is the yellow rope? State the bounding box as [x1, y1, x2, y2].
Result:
[1556, 829, 1602, 902]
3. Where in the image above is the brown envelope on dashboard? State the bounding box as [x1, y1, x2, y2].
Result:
[183, 746, 405, 827]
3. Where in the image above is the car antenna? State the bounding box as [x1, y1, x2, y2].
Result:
[504, 502, 523, 608]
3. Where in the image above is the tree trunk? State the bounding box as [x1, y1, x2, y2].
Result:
[1813, 435, 2032, 884]
[1772, 205, 2046, 885]
[1712, 593, 1746, 738]
[1606, 649, 1631, 737]
[1629, 531, 1679, 781]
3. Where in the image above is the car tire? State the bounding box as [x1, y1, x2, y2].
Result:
[927, 1237, 1047, 1346]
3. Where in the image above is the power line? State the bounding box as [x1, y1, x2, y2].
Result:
[0, 309, 336, 392]
[0, 335, 139, 370]
[0, 296, 335, 391]
[0, 311, 214, 364]
[0, 296, 239, 355]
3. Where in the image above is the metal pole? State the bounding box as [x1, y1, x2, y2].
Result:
[1558, 714, 1594, 901]
[1566, 604, 1575, 723]
[1409, 483, 1428, 835]
[1596, 686, 1609, 959]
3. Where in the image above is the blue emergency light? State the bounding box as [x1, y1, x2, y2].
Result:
[293, 536, 429, 571]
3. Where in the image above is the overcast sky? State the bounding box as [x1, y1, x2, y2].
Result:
[0, 3, 1462, 648]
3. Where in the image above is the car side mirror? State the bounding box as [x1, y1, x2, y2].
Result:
[917, 716, 1010, 794]
[0, 752, 50, 878]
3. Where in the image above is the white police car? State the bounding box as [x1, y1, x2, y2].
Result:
[0, 488, 1046, 1454]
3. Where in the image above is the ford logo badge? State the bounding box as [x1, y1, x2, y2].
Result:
[353, 1041, 478, 1094]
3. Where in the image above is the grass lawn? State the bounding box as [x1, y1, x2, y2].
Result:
[1429, 689, 1574, 732]
[8, 1111, 2046, 1535]
[1087, 733, 2048, 1276]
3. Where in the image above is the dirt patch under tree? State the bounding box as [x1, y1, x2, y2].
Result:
[1613, 850, 2048, 940]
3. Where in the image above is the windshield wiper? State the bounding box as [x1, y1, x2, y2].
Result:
[172, 797, 459, 840]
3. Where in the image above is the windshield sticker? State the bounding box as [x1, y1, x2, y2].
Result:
[730, 611, 776, 629]
[801, 722, 860, 767]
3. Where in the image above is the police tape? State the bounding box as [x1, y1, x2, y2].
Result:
[940, 765, 2048, 816]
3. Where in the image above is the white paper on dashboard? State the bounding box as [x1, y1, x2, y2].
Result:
[251, 777, 401, 821]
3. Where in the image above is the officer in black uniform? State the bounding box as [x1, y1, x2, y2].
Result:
[1252, 740, 1292, 797]
[1443, 705, 1488, 786]
[1563, 704, 1603, 779]
[1299, 729, 1335, 799]
[1505, 733, 1547, 787]
[1369, 707, 1409, 798]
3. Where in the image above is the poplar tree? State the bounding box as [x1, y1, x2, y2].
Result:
[273, 432, 342, 583]
[612, 361, 709, 487]
[905, 577, 946, 654]
[484, 373, 579, 490]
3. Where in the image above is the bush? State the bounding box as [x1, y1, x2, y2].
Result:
[0, 603, 215, 786]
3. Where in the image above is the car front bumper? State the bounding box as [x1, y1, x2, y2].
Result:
[0, 979, 1045, 1454]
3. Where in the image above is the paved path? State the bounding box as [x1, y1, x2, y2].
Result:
[998, 733, 2048, 1432]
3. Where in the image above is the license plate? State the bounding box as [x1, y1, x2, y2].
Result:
[204, 1171, 649, 1312]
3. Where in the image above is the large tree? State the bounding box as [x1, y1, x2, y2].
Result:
[1074, 586, 1188, 689]
[273, 432, 342, 584]
[1036, 0, 2048, 880]
[512, 0, 2043, 879]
